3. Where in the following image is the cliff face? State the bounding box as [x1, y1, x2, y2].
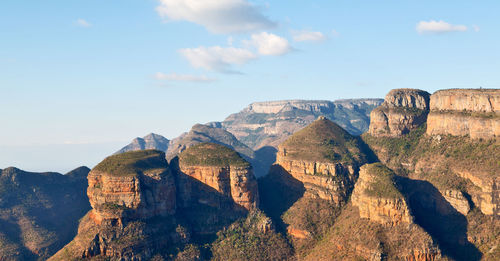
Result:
[369, 89, 430, 137]
[51, 150, 182, 261]
[426, 89, 500, 139]
[87, 151, 176, 224]
[214, 99, 382, 149]
[351, 163, 412, 226]
[176, 143, 259, 211]
[273, 117, 367, 203]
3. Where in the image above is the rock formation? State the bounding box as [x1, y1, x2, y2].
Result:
[351, 163, 412, 226]
[175, 143, 259, 211]
[426, 89, 500, 139]
[368, 89, 430, 137]
[51, 150, 182, 261]
[212, 99, 382, 149]
[87, 150, 176, 224]
[116, 133, 169, 154]
[273, 117, 368, 203]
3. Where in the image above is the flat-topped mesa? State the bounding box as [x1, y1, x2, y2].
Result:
[426, 89, 500, 139]
[368, 88, 430, 137]
[87, 150, 176, 224]
[351, 163, 412, 226]
[275, 117, 368, 203]
[176, 142, 259, 211]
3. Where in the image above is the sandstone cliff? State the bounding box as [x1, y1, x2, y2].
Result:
[51, 150, 183, 261]
[426, 89, 500, 139]
[175, 143, 259, 211]
[352, 163, 413, 226]
[274, 117, 368, 203]
[368, 89, 430, 137]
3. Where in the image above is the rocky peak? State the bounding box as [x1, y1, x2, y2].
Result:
[368, 88, 430, 137]
[87, 150, 176, 224]
[351, 163, 413, 226]
[274, 118, 367, 203]
[175, 143, 259, 211]
[116, 133, 169, 154]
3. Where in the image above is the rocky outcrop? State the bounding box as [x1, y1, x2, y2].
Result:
[426, 89, 500, 139]
[273, 117, 367, 203]
[87, 150, 176, 224]
[51, 150, 181, 261]
[442, 189, 471, 216]
[175, 143, 259, 211]
[116, 133, 169, 154]
[352, 163, 413, 226]
[368, 89, 430, 137]
[213, 99, 382, 149]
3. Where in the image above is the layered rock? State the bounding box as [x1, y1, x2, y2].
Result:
[213, 99, 382, 149]
[442, 189, 471, 216]
[274, 117, 368, 203]
[87, 150, 176, 224]
[351, 163, 413, 226]
[426, 89, 500, 139]
[368, 89, 430, 137]
[175, 143, 259, 211]
[51, 150, 181, 261]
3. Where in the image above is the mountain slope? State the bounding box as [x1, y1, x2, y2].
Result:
[0, 166, 90, 260]
[116, 133, 169, 154]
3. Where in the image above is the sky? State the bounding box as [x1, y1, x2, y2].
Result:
[1, 0, 499, 172]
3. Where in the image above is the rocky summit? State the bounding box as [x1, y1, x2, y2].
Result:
[116, 133, 170, 154]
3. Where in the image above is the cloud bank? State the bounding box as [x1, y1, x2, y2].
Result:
[155, 72, 216, 82]
[416, 20, 467, 34]
[156, 0, 275, 34]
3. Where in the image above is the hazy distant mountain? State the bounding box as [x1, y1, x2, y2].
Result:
[116, 133, 169, 154]
[166, 124, 254, 161]
[209, 99, 383, 150]
[0, 166, 90, 260]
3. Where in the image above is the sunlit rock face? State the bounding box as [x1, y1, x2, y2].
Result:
[426, 89, 500, 140]
[368, 88, 430, 137]
[87, 150, 176, 224]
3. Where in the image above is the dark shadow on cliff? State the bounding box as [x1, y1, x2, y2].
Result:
[169, 158, 247, 245]
[396, 176, 482, 261]
[356, 135, 380, 164]
[252, 146, 278, 177]
[257, 165, 305, 233]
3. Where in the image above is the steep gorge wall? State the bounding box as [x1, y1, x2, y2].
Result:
[426, 89, 500, 139]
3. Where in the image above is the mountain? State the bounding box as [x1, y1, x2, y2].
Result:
[0, 166, 90, 260]
[116, 133, 169, 154]
[166, 124, 254, 161]
[209, 99, 383, 150]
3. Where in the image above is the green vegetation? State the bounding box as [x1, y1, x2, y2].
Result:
[362, 163, 403, 199]
[210, 210, 293, 261]
[94, 150, 167, 176]
[179, 143, 250, 167]
[281, 117, 367, 164]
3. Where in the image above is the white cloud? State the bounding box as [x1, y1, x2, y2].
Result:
[179, 46, 257, 73]
[248, 32, 292, 55]
[416, 20, 467, 34]
[473, 25, 480, 32]
[76, 18, 91, 27]
[292, 30, 326, 42]
[155, 72, 216, 82]
[156, 0, 275, 34]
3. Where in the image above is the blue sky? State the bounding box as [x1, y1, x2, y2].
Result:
[1, 0, 499, 172]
